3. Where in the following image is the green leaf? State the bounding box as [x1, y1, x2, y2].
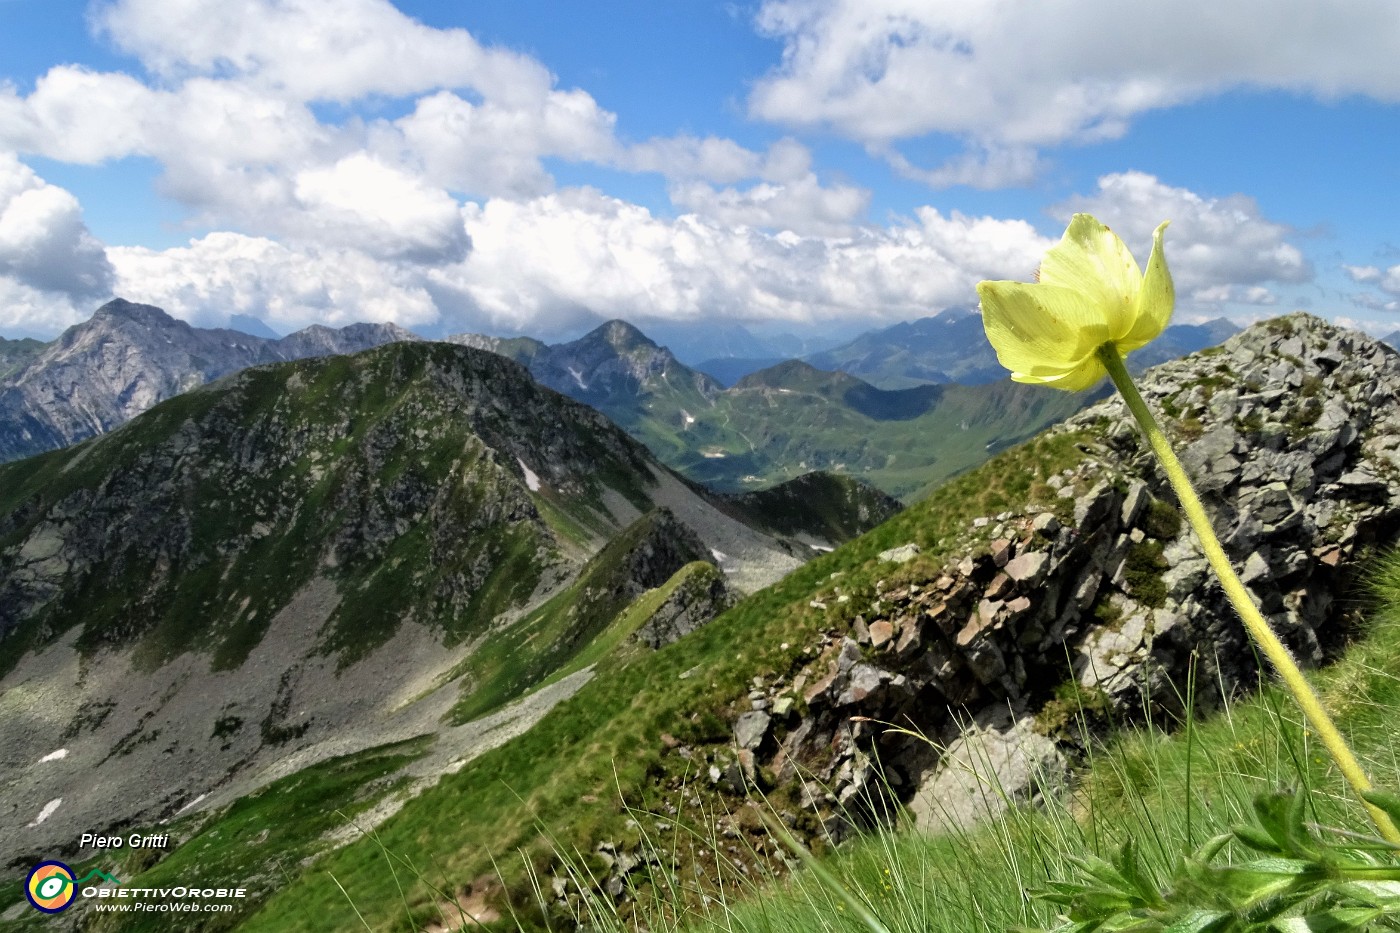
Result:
[1114, 838, 1167, 907]
[1363, 791, 1400, 834]
[1208, 858, 1313, 906]
[1191, 834, 1234, 864]
[1273, 907, 1386, 931]
[1235, 822, 1287, 855]
[1252, 790, 1319, 859]
[1161, 909, 1230, 933]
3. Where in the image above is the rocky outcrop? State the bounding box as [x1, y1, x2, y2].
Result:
[633, 562, 737, 649]
[690, 313, 1399, 843]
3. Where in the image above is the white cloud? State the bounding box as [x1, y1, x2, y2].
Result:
[750, 0, 1400, 184]
[1344, 259, 1400, 292]
[1344, 264, 1383, 285]
[0, 66, 153, 164]
[91, 0, 551, 105]
[383, 89, 619, 200]
[1345, 261, 1400, 315]
[291, 154, 470, 263]
[428, 189, 1048, 332]
[886, 146, 1044, 191]
[109, 232, 440, 332]
[1052, 172, 1310, 301]
[668, 174, 871, 237]
[624, 135, 813, 185]
[0, 154, 114, 300]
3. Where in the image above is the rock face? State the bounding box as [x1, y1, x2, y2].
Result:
[633, 562, 738, 649]
[908, 711, 1064, 832]
[0, 299, 418, 462]
[699, 313, 1400, 842]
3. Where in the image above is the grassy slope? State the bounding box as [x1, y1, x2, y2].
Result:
[225, 429, 1093, 932]
[616, 370, 1102, 501]
[446, 513, 706, 724]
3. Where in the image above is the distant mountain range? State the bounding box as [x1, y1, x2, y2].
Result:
[0, 299, 416, 461]
[1385, 330, 1400, 350]
[697, 309, 1242, 389]
[452, 320, 1104, 498]
[0, 301, 1242, 499]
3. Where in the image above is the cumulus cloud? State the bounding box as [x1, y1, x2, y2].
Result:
[291, 154, 470, 263]
[750, 0, 1400, 184]
[90, 0, 550, 104]
[383, 89, 619, 200]
[1053, 172, 1310, 303]
[1344, 264, 1382, 284]
[1345, 263, 1400, 294]
[668, 174, 871, 237]
[886, 146, 1045, 191]
[1, 0, 884, 279]
[425, 189, 1048, 332]
[1344, 261, 1400, 315]
[0, 154, 114, 301]
[109, 232, 440, 332]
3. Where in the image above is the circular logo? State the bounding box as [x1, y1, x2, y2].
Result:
[26, 861, 77, 913]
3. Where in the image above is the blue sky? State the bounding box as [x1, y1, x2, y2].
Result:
[1, 0, 1398, 342]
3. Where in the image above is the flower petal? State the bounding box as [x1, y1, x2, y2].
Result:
[1119, 220, 1174, 354]
[1037, 214, 1142, 339]
[978, 280, 1109, 381]
[1013, 354, 1107, 391]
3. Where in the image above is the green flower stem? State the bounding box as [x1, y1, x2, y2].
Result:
[1096, 343, 1400, 845]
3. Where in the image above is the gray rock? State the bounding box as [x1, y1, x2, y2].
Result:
[1003, 551, 1049, 585]
[734, 712, 771, 750]
[909, 715, 1065, 833]
[879, 543, 921, 564]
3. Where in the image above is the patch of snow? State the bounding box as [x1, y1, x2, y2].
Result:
[38, 749, 67, 763]
[681, 409, 696, 426]
[173, 793, 208, 817]
[701, 450, 727, 459]
[28, 798, 61, 827]
[567, 366, 588, 390]
[710, 549, 729, 564]
[517, 458, 541, 492]
[809, 545, 834, 553]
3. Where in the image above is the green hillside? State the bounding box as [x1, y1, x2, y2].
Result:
[625, 361, 1105, 500]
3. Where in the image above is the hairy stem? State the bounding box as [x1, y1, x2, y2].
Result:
[1096, 343, 1400, 844]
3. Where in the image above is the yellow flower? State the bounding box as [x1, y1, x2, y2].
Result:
[977, 213, 1174, 391]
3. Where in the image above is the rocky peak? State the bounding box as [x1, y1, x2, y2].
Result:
[733, 359, 863, 393]
[528, 319, 720, 403]
[0, 299, 419, 463]
[596, 319, 659, 354]
[88, 298, 181, 329]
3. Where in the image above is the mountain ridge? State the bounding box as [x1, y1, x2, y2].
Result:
[0, 299, 418, 462]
